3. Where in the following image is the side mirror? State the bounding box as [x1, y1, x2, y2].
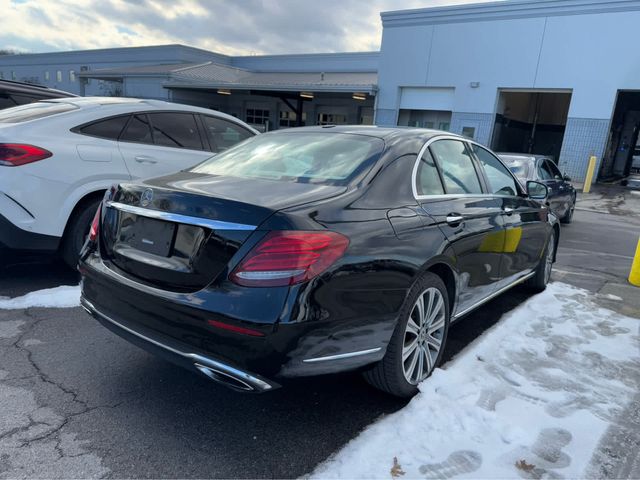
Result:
[563, 173, 572, 182]
[526, 180, 549, 200]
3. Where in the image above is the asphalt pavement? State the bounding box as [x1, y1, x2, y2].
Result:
[0, 201, 638, 478]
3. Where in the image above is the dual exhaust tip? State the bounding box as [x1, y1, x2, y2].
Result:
[193, 363, 276, 393]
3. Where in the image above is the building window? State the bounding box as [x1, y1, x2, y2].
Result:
[11, 71, 16, 81]
[0, 72, 4, 80]
[69, 70, 76, 82]
[246, 108, 270, 125]
[44, 71, 50, 81]
[279, 110, 306, 128]
[56, 70, 62, 82]
[439, 122, 450, 131]
[317, 113, 348, 125]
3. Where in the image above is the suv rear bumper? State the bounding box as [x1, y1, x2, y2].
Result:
[0, 213, 60, 251]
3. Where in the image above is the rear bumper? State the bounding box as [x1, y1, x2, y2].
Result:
[0, 213, 60, 251]
[79, 252, 394, 387]
[80, 296, 279, 392]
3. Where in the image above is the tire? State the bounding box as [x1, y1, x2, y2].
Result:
[526, 229, 557, 293]
[560, 196, 575, 224]
[363, 272, 450, 398]
[61, 198, 101, 269]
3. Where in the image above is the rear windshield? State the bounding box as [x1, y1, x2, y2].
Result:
[191, 132, 384, 186]
[0, 102, 78, 123]
[499, 155, 532, 180]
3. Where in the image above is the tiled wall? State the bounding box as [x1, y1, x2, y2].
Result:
[558, 118, 610, 181]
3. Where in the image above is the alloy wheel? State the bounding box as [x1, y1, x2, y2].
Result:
[402, 287, 446, 384]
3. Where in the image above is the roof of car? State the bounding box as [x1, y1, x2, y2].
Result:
[497, 153, 550, 162]
[0, 79, 76, 98]
[263, 125, 462, 141]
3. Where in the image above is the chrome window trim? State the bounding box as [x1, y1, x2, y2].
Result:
[411, 135, 525, 202]
[105, 201, 257, 231]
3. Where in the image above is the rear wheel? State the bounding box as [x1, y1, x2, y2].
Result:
[363, 272, 450, 398]
[61, 198, 101, 269]
[526, 230, 556, 292]
[561, 196, 575, 224]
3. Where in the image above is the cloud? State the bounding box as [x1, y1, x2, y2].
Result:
[0, 0, 497, 55]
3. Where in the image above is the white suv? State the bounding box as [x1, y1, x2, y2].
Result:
[0, 97, 258, 266]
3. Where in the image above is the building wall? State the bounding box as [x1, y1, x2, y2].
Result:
[376, 0, 640, 180]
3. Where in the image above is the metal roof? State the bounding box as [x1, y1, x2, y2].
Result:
[81, 61, 378, 94]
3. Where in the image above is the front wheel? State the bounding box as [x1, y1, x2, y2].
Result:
[526, 230, 556, 292]
[363, 272, 450, 398]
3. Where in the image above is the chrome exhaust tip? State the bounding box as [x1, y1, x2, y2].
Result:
[194, 363, 256, 392]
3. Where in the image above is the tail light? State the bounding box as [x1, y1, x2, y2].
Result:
[88, 204, 101, 242]
[0, 144, 52, 166]
[230, 231, 349, 287]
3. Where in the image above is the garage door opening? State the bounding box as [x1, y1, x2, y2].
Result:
[491, 91, 571, 162]
[599, 91, 640, 180]
[397, 109, 452, 131]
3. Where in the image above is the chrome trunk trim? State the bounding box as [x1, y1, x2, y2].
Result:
[105, 201, 257, 231]
[303, 347, 382, 363]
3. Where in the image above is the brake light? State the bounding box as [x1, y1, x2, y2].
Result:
[230, 231, 349, 287]
[0, 144, 52, 166]
[88, 204, 101, 242]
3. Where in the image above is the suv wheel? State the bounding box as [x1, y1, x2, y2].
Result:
[363, 272, 450, 398]
[61, 198, 101, 269]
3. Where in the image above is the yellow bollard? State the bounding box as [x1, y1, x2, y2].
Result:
[583, 155, 597, 194]
[630, 238, 640, 287]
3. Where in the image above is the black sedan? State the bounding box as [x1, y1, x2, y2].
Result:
[79, 127, 559, 398]
[498, 153, 576, 223]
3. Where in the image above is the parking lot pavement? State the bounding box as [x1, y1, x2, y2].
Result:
[0, 205, 638, 478]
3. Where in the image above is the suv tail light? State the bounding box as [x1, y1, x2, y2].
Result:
[88, 204, 101, 242]
[230, 231, 349, 287]
[0, 144, 52, 166]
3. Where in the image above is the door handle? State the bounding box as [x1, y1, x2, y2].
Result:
[446, 214, 465, 226]
[134, 155, 157, 164]
[503, 207, 515, 215]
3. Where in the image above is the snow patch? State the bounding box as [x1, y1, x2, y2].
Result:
[0, 285, 81, 310]
[311, 282, 640, 479]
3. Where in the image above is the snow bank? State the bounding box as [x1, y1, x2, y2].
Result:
[0, 285, 81, 309]
[311, 282, 640, 479]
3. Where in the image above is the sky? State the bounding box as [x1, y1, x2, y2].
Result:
[0, 0, 496, 55]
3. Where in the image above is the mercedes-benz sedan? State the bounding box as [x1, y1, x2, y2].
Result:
[80, 127, 558, 398]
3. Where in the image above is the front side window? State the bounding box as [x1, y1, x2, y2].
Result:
[472, 144, 519, 196]
[191, 132, 384, 186]
[429, 140, 482, 194]
[416, 149, 445, 196]
[546, 160, 563, 180]
[201, 115, 253, 153]
[120, 114, 152, 143]
[149, 112, 203, 150]
[78, 115, 130, 140]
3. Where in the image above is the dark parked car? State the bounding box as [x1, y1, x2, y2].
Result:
[0, 79, 75, 110]
[498, 153, 576, 223]
[79, 127, 559, 398]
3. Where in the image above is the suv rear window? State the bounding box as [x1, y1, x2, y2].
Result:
[191, 132, 384, 186]
[0, 102, 78, 123]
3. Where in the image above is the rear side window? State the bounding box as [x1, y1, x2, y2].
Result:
[201, 115, 254, 153]
[472, 145, 519, 196]
[78, 115, 130, 140]
[0, 102, 78, 123]
[416, 149, 445, 196]
[149, 112, 203, 150]
[120, 114, 153, 144]
[429, 140, 482, 194]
